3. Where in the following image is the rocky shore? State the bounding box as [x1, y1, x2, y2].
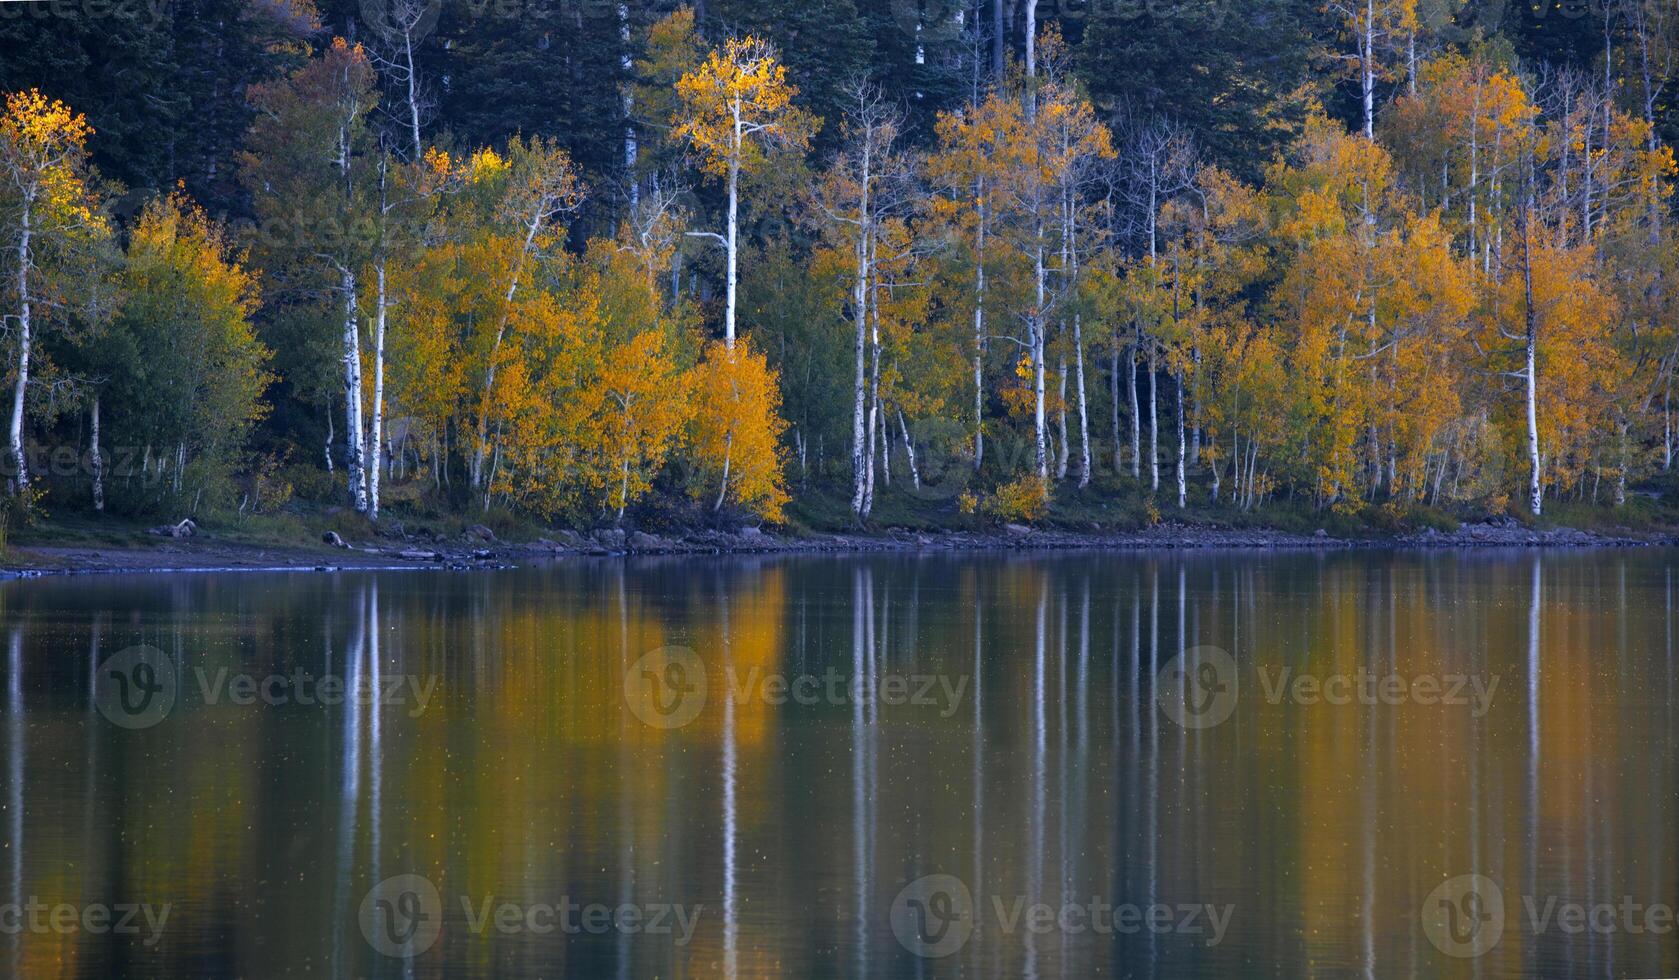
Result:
[0, 515, 1670, 578]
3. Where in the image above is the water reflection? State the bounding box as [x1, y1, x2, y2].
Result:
[8, 626, 22, 978]
[0, 551, 1673, 978]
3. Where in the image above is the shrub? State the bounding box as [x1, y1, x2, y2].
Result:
[984, 475, 1049, 523]
[284, 464, 343, 505]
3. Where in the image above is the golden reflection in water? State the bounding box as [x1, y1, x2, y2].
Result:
[0, 552, 1673, 978]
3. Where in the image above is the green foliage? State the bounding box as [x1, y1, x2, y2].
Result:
[99, 195, 273, 514]
[281, 462, 341, 505]
[428, 0, 631, 237]
[0, 0, 315, 213]
[1077, 0, 1323, 179]
[741, 237, 851, 467]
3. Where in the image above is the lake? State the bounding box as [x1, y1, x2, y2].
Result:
[1, 551, 1675, 978]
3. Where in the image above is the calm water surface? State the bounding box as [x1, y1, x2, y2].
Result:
[1, 551, 1676, 978]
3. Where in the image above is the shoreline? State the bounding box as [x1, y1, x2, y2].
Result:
[2, 519, 1672, 578]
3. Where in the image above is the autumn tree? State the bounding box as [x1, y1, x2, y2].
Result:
[597, 329, 691, 521]
[1150, 164, 1269, 508]
[928, 75, 1008, 476]
[484, 240, 693, 521]
[674, 34, 816, 348]
[466, 137, 585, 495]
[584, 244, 693, 522]
[812, 81, 916, 520]
[1383, 52, 1536, 260]
[1111, 118, 1195, 487]
[1486, 199, 1618, 515]
[362, 147, 453, 519]
[360, 0, 437, 162]
[240, 39, 380, 512]
[981, 61, 1113, 484]
[104, 194, 272, 509]
[1040, 64, 1117, 489]
[1327, 0, 1419, 139]
[0, 88, 109, 494]
[1267, 113, 1475, 507]
[689, 336, 790, 520]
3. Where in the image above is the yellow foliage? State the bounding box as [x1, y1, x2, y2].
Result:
[688, 336, 790, 521]
[1267, 115, 1476, 503]
[673, 35, 816, 180]
[983, 475, 1050, 523]
[0, 88, 107, 235]
[1482, 234, 1620, 496]
[595, 329, 693, 518]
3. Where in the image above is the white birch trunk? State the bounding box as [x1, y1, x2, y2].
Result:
[1110, 339, 1121, 472]
[1469, 82, 1481, 256]
[1408, 29, 1417, 96]
[1176, 373, 1187, 508]
[1025, 0, 1038, 79]
[872, 298, 888, 492]
[1128, 337, 1141, 478]
[1074, 315, 1090, 488]
[1056, 353, 1069, 480]
[1522, 211, 1543, 517]
[90, 394, 103, 512]
[8, 195, 31, 493]
[851, 271, 869, 515]
[1148, 350, 1159, 492]
[1033, 240, 1048, 480]
[403, 26, 422, 161]
[620, 3, 638, 210]
[341, 268, 369, 513]
[973, 187, 987, 472]
[715, 432, 733, 511]
[850, 136, 874, 517]
[1526, 327, 1541, 516]
[1209, 433, 1221, 501]
[898, 409, 920, 490]
[1665, 382, 1673, 471]
[1616, 421, 1629, 507]
[1362, 0, 1376, 140]
[725, 102, 741, 348]
[367, 261, 388, 520]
